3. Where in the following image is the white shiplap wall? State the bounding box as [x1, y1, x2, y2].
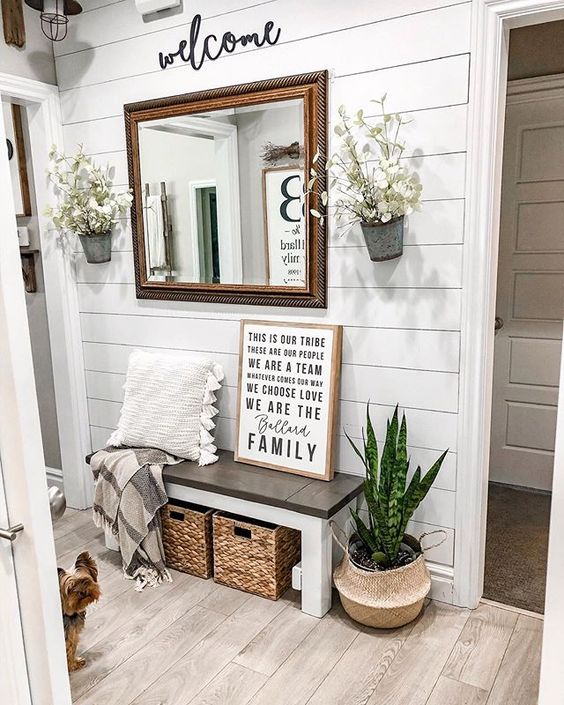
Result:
[55, 0, 472, 575]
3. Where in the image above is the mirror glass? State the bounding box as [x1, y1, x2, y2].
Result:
[138, 98, 306, 287]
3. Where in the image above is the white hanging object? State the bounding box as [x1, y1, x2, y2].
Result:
[135, 0, 181, 16]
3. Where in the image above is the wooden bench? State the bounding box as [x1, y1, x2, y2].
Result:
[87, 449, 363, 618]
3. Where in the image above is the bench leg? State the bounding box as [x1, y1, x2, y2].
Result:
[300, 516, 333, 618]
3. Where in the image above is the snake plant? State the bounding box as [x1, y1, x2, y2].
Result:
[346, 405, 447, 568]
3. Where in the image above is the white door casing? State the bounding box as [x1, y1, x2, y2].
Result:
[456, 0, 564, 610]
[490, 77, 564, 491]
[0, 72, 92, 510]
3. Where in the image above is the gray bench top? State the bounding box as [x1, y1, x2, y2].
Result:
[87, 449, 363, 520]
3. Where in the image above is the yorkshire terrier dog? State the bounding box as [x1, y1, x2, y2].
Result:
[58, 551, 101, 672]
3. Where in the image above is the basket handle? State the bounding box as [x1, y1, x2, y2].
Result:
[233, 525, 252, 540]
[328, 520, 349, 553]
[419, 529, 447, 552]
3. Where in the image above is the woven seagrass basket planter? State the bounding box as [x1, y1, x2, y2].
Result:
[334, 534, 431, 629]
[213, 512, 301, 600]
[161, 500, 214, 579]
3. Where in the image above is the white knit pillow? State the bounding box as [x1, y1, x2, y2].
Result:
[107, 351, 224, 465]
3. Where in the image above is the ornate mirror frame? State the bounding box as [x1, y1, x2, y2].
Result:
[124, 70, 328, 308]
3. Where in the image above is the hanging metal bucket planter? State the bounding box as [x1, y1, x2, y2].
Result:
[360, 216, 404, 262]
[79, 231, 112, 264]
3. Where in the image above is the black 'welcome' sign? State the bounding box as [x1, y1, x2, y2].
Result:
[158, 13, 281, 71]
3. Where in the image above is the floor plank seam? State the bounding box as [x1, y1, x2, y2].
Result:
[481, 618, 519, 705]
[301, 630, 364, 705]
[421, 608, 473, 705]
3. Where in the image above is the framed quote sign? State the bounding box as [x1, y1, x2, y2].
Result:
[262, 166, 306, 287]
[235, 320, 342, 480]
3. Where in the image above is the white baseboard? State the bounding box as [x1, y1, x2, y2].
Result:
[46, 466, 63, 491]
[428, 562, 454, 604]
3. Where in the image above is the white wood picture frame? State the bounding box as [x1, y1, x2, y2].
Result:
[262, 166, 306, 287]
[235, 320, 342, 481]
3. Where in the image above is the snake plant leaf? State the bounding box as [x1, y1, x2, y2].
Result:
[380, 405, 399, 497]
[365, 403, 378, 484]
[350, 508, 378, 553]
[363, 479, 380, 540]
[374, 496, 395, 559]
[345, 430, 369, 474]
[402, 466, 422, 520]
[417, 450, 448, 501]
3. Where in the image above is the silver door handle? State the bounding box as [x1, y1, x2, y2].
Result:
[0, 523, 24, 542]
[495, 316, 504, 332]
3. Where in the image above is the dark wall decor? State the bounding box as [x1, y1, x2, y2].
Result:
[158, 13, 281, 71]
[124, 70, 328, 308]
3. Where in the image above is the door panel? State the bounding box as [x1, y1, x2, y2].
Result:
[0, 456, 32, 705]
[490, 90, 564, 491]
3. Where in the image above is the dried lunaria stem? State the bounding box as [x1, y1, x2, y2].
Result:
[261, 141, 303, 164]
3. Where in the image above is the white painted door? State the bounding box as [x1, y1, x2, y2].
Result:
[0, 457, 32, 705]
[490, 81, 564, 491]
[0, 91, 71, 705]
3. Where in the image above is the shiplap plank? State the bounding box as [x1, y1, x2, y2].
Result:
[330, 198, 465, 247]
[79, 314, 459, 373]
[340, 364, 458, 413]
[336, 436, 456, 491]
[85, 349, 457, 412]
[353, 486, 455, 529]
[56, 0, 273, 56]
[56, 0, 468, 58]
[66, 103, 467, 168]
[83, 348, 458, 449]
[69, 150, 465, 208]
[332, 54, 469, 115]
[77, 284, 462, 331]
[60, 49, 470, 126]
[56, 3, 470, 91]
[83, 341, 240, 379]
[67, 199, 464, 256]
[330, 244, 463, 289]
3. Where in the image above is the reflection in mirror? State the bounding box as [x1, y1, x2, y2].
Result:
[138, 98, 305, 288]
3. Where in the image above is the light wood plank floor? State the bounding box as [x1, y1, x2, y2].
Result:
[55, 510, 543, 705]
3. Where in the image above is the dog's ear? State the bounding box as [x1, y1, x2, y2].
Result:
[74, 552, 98, 582]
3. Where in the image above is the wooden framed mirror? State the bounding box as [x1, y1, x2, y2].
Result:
[125, 71, 328, 308]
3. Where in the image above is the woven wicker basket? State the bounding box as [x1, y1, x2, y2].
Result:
[332, 527, 445, 629]
[161, 500, 214, 579]
[213, 512, 301, 600]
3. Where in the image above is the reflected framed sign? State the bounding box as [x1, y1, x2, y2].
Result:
[124, 71, 328, 307]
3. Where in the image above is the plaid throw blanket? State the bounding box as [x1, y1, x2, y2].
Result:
[91, 447, 181, 590]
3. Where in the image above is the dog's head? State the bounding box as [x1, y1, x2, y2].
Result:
[58, 552, 101, 615]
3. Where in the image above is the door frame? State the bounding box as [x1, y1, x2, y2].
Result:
[456, 0, 564, 608]
[0, 72, 92, 509]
